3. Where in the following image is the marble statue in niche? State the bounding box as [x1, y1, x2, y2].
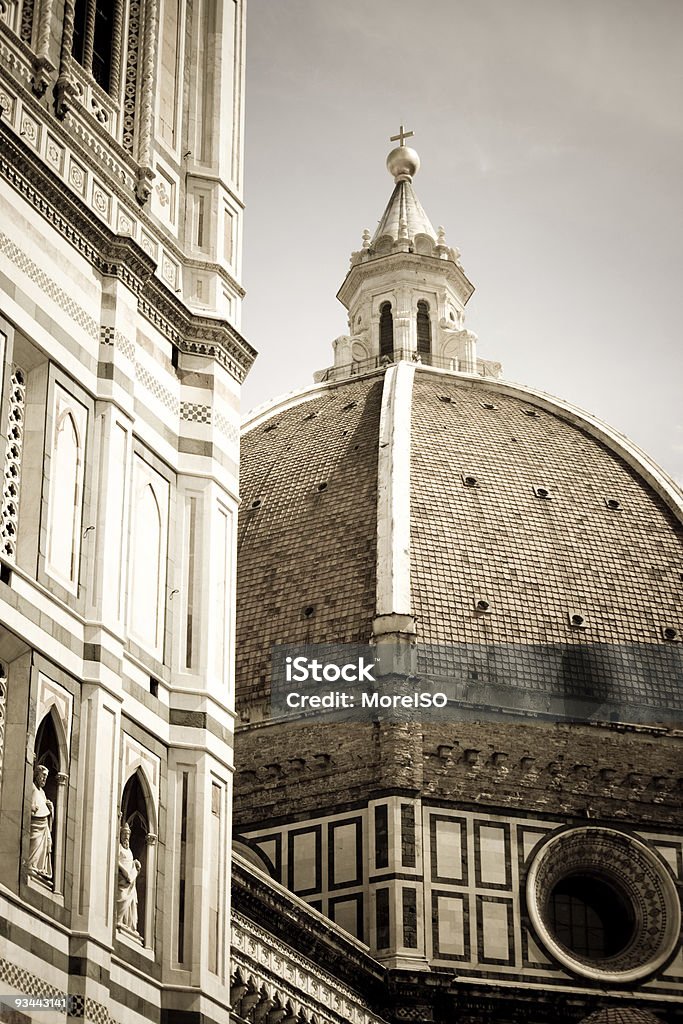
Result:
[116, 822, 141, 935]
[28, 764, 53, 880]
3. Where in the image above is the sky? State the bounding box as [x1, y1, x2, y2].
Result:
[241, 0, 683, 486]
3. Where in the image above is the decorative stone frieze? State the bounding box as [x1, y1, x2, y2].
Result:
[0, 364, 25, 560]
[0, 119, 256, 381]
[231, 913, 388, 1024]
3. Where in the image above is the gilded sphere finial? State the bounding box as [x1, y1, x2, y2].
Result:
[386, 145, 420, 183]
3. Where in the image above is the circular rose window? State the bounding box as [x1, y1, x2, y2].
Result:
[526, 826, 681, 983]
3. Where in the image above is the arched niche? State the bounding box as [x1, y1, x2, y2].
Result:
[31, 708, 68, 893]
[413, 233, 434, 256]
[119, 768, 157, 946]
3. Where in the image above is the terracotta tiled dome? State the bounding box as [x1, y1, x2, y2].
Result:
[236, 363, 683, 720]
[580, 1009, 662, 1024]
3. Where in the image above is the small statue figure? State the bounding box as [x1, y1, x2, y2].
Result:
[116, 823, 141, 935]
[28, 765, 53, 880]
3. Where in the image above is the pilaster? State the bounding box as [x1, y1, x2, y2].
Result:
[72, 682, 123, 942]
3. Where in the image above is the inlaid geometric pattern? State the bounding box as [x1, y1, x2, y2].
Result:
[0, 958, 119, 1022]
[135, 361, 179, 415]
[100, 325, 135, 362]
[0, 232, 99, 340]
[180, 401, 211, 424]
[1, 366, 26, 560]
[19, 0, 34, 43]
[214, 408, 239, 444]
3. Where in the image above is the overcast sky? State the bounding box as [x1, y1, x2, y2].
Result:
[241, 0, 683, 486]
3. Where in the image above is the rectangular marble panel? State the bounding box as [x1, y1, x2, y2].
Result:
[435, 894, 467, 959]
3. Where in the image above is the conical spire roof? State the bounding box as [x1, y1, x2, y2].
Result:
[372, 178, 437, 244]
[371, 138, 437, 244]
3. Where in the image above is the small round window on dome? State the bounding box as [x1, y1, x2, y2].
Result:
[482, 402, 497, 410]
[534, 486, 552, 500]
[662, 626, 679, 641]
[249, 499, 262, 510]
[303, 411, 318, 421]
[438, 395, 453, 404]
[605, 498, 622, 510]
[303, 606, 315, 618]
[264, 422, 279, 432]
[569, 613, 587, 629]
[475, 598, 490, 613]
[317, 482, 328, 492]
[462, 474, 478, 488]
[343, 401, 357, 411]
[523, 409, 540, 418]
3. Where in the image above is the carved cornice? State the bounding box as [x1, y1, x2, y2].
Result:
[337, 250, 475, 310]
[232, 857, 386, 997]
[0, 118, 256, 382]
[231, 910, 388, 1024]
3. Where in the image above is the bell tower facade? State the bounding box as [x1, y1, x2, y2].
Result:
[0, 1, 253, 1021]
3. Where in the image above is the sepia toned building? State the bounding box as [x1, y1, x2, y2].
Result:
[234, 140, 683, 1023]
[0, 0, 256, 1020]
[0, 2, 681, 1022]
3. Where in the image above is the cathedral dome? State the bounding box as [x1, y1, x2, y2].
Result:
[236, 363, 683, 721]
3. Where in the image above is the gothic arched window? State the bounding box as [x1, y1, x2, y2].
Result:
[72, 0, 117, 93]
[417, 300, 432, 358]
[45, 386, 88, 594]
[47, 410, 80, 586]
[379, 302, 394, 359]
[128, 453, 170, 659]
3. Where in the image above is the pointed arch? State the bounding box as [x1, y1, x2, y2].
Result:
[30, 708, 66, 890]
[47, 406, 83, 587]
[121, 759, 158, 836]
[128, 452, 170, 657]
[35, 706, 67, 776]
[35, 710, 62, 795]
[131, 480, 163, 650]
[119, 769, 155, 941]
